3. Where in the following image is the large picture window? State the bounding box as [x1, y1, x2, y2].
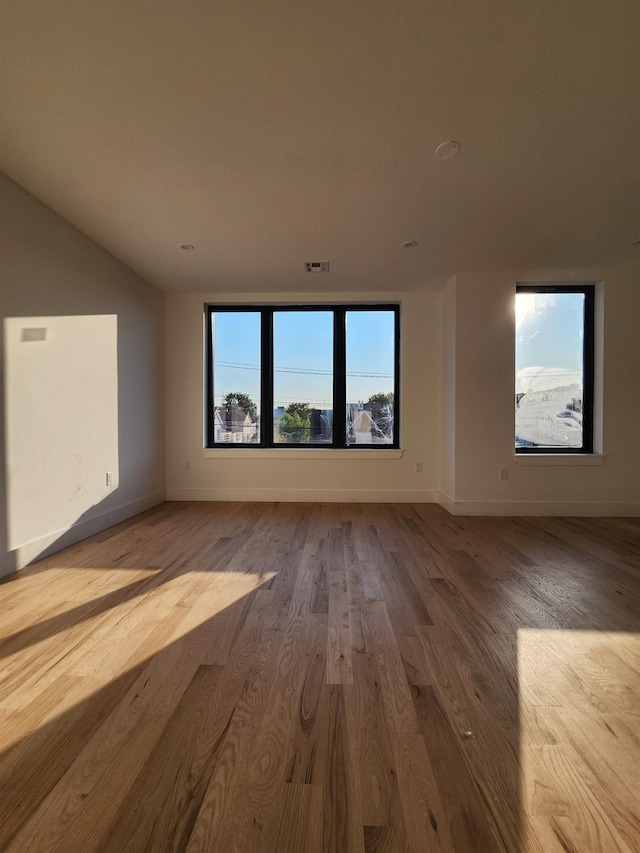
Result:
[515, 284, 594, 453]
[206, 305, 400, 449]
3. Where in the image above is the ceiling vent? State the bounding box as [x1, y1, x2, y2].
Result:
[304, 260, 330, 273]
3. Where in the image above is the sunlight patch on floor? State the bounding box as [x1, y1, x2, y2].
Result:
[0, 569, 276, 752]
[518, 629, 640, 852]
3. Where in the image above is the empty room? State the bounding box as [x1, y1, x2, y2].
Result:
[0, 2, 639, 851]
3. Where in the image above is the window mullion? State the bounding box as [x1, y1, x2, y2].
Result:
[261, 309, 273, 447]
[333, 308, 346, 448]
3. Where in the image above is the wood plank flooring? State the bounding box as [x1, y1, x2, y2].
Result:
[0, 502, 638, 852]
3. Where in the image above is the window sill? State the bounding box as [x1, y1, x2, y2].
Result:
[203, 448, 404, 460]
[513, 454, 604, 466]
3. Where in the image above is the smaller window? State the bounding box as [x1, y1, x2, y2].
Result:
[515, 284, 594, 453]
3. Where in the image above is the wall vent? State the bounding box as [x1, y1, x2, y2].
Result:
[304, 260, 330, 273]
[21, 327, 48, 342]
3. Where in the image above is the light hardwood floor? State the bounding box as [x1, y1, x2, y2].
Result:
[0, 502, 638, 852]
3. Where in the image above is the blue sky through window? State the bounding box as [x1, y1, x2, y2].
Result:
[212, 309, 395, 410]
[213, 311, 262, 408]
[515, 292, 584, 394]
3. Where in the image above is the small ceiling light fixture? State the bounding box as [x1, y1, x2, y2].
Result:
[180, 243, 195, 251]
[402, 240, 418, 249]
[304, 260, 330, 273]
[435, 140, 460, 159]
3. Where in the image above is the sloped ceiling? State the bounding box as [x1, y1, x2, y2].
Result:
[1, 1, 638, 293]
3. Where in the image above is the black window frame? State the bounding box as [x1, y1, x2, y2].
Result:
[515, 284, 595, 454]
[206, 304, 400, 449]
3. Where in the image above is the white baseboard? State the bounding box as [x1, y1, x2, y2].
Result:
[438, 493, 456, 514]
[438, 494, 640, 517]
[166, 487, 440, 503]
[3, 490, 166, 575]
[167, 487, 639, 516]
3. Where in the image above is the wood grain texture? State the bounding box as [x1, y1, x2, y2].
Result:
[0, 501, 638, 852]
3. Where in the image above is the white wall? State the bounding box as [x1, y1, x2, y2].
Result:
[0, 173, 165, 576]
[5, 313, 119, 551]
[443, 267, 640, 515]
[165, 291, 441, 502]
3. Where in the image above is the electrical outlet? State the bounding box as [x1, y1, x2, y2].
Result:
[106, 472, 113, 486]
[415, 461, 423, 473]
[499, 467, 508, 481]
[184, 461, 191, 471]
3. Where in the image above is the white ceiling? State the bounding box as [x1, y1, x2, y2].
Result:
[1, 1, 638, 294]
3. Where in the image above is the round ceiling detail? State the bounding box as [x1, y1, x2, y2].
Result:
[435, 140, 460, 159]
